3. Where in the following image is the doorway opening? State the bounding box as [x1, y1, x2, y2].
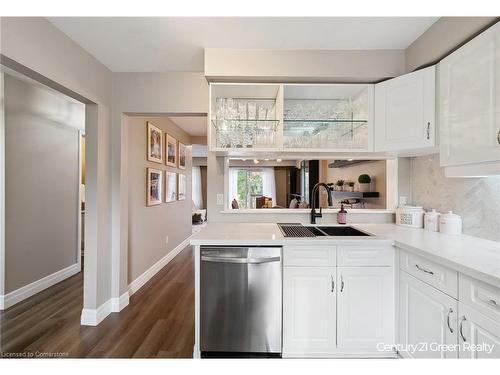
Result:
[0, 67, 85, 317]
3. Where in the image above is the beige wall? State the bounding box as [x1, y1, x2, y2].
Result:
[111, 72, 208, 297]
[405, 17, 498, 72]
[4, 73, 84, 293]
[205, 48, 405, 82]
[1, 17, 112, 310]
[322, 160, 387, 209]
[127, 116, 192, 284]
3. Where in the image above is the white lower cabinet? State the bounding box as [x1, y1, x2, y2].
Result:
[283, 266, 337, 356]
[337, 267, 394, 350]
[399, 271, 458, 358]
[458, 302, 500, 358]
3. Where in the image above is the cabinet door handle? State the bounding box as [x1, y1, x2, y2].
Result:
[447, 308, 454, 334]
[340, 275, 344, 293]
[426, 122, 431, 140]
[459, 316, 467, 342]
[415, 264, 434, 275]
[497, 130, 500, 145]
[331, 275, 335, 293]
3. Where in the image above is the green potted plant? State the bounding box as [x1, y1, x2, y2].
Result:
[358, 174, 371, 192]
[336, 179, 345, 191]
[347, 181, 355, 192]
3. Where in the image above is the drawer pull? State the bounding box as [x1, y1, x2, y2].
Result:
[415, 264, 434, 275]
[447, 308, 454, 334]
[459, 316, 467, 342]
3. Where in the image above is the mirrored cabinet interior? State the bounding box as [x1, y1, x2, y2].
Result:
[209, 83, 282, 151]
[208, 83, 374, 153]
[283, 84, 374, 151]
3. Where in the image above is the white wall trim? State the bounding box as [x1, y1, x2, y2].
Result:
[0, 263, 80, 310]
[80, 291, 129, 326]
[81, 299, 112, 326]
[128, 237, 191, 296]
[111, 291, 129, 312]
[81, 237, 190, 326]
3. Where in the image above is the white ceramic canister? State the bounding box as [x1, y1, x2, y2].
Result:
[395, 206, 425, 228]
[439, 211, 462, 235]
[424, 209, 441, 232]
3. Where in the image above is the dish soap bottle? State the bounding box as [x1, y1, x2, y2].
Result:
[337, 204, 347, 225]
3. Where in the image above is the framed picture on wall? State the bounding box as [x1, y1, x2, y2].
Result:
[165, 171, 177, 202]
[146, 122, 163, 163]
[178, 173, 187, 200]
[166, 134, 177, 167]
[178, 142, 186, 170]
[146, 168, 163, 206]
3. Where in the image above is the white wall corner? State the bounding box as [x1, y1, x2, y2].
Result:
[0, 263, 80, 311]
[128, 237, 191, 296]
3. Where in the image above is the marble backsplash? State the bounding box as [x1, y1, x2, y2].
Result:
[410, 154, 500, 242]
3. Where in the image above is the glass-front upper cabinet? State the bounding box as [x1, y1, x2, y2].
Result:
[283, 84, 374, 151]
[208, 83, 374, 153]
[209, 83, 282, 151]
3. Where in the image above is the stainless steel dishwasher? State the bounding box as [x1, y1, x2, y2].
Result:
[200, 246, 282, 357]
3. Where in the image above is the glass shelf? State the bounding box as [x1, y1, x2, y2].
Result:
[283, 119, 368, 149]
[211, 119, 280, 149]
[212, 119, 280, 131]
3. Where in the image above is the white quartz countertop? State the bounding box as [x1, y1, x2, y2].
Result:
[190, 222, 500, 286]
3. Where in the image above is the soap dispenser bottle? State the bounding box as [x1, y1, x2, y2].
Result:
[337, 204, 347, 225]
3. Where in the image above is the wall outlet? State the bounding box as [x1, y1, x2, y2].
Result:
[165, 236, 169, 245]
[216, 193, 224, 206]
[399, 196, 407, 206]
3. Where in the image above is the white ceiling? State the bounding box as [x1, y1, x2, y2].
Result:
[48, 17, 438, 72]
[168, 116, 207, 136]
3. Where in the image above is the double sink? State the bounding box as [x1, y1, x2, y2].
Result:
[278, 223, 371, 237]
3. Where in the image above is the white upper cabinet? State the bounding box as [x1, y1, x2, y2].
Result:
[438, 22, 500, 173]
[374, 66, 436, 153]
[282, 84, 374, 152]
[208, 83, 375, 154]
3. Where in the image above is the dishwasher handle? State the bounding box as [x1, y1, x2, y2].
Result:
[201, 255, 281, 264]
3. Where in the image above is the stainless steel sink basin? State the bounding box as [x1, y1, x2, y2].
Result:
[278, 223, 371, 237]
[314, 226, 370, 237]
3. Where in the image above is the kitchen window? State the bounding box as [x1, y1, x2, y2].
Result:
[228, 167, 276, 209]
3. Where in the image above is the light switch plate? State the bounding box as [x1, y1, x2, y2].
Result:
[399, 196, 407, 206]
[216, 193, 224, 206]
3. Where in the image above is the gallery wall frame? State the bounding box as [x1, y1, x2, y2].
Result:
[166, 134, 177, 168]
[146, 122, 163, 164]
[146, 167, 163, 206]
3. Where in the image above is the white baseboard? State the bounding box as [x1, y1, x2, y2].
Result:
[0, 263, 80, 310]
[80, 291, 130, 326]
[81, 300, 112, 326]
[128, 237, 191, 296]
[81, 237, 190, 326]
[111, 291, 129, 312]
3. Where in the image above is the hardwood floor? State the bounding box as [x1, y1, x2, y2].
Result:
[0, 246, 195, 358]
